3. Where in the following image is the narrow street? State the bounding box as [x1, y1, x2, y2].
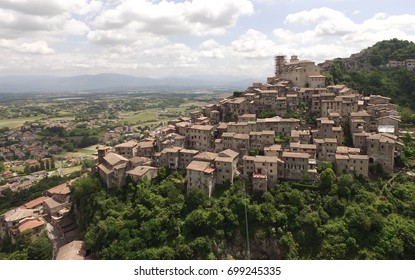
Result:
[46, 223, 65, 259]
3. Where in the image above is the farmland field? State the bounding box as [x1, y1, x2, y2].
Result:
[0, 117, 38, 129]
[118, 100, 208, 126]
[53, 147, 97, 160]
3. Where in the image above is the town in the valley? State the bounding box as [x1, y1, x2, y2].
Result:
[0, 54, 404, 259]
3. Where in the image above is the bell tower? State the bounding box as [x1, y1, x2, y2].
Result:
[275, 55, 285, 77]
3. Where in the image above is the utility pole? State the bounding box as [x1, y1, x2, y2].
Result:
[244, 184, 250, 260]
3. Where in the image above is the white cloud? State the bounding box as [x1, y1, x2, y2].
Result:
[0, 39, 54, 55]
[0, 0, 103, 16]
[274, 7, 415, 62]
[284, 7, 356, 36]
[92, 0, 254, 36]
[1, 2, 415, 79]
[0, 0, 65, 16]
[199, 39, 226, 58]
[87, 30, 136, 45]
[75, 0, 103, 16]
[231, 29, 278, 59]
[63, 18, 90, 35]
[17, 40, 55, 55]
[0, 5, 91, 37]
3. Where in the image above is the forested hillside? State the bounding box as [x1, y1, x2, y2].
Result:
[366, 39, 415, 65]
[71, 166, 415, 260]
[323, 39, 415, 124]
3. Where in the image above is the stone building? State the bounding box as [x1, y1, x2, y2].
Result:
[366, 133, 401, 173]
[186, 161, 216, 197]
[114, 141, 137, 159]
[126, 166, 158, 183]
[274, 55, 326, 88]
[97, 152, 129, 188]
[214, 149, 239, 186]
[280, 152, 317, 180]
[185, 125, 215, 151]
[314, 138, 338, 163]
[335, 154, 369, 177]
[242, 155, 280, 191]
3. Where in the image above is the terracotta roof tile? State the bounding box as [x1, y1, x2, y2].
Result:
[18, 218, 45, 233]
[186, 160, 211, 172]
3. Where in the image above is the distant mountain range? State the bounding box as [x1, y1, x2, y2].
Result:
[0, 73, 258, 94]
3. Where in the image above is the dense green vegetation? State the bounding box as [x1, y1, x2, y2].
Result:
[367, 39, 415, 65]
[71, 169, 415, 260]
[0, 231, 53, 260]
[325, 39, 415, 124]
[39, 125, 103, 151]
[256, 110, 277, 119]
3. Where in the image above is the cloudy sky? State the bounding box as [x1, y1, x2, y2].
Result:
[0, 0, 414, 78]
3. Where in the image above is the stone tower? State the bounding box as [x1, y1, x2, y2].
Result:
[275, 55, 286, 77]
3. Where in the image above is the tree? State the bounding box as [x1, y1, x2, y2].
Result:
[336, 174, 350, 188]
[183, 189, 209, 215]
[0, 162, 5, 173]
[23, 164, 31, 174]
[320, 168, 336, 192]
[318, 162, 333, 173]
[274, 135, 290, 144]
[233, 91, 244, 98]
[27, 233, 53, 260]
[82, 158, 96, 169]
[279, 232, 299, 259]
[39, 160, 45, 171]
[157, 166, 170, 181]
[63, 142, 75, 152]
[342, 122, 353, 147]
[257, 110, 276, 119]
[288, 189, 305, 209]
[248, 148, 263, 156]
[338, 173, 353, 199]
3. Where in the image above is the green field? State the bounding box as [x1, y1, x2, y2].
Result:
[53, 147, 97, 160]
[0, 117, 38, 129]
[62, 165, 82, 175]
[119, 101, 208, 126]
[0, 115, 74, 129]
[119, 109, 161, 125]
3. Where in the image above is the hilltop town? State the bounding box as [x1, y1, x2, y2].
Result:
[95, 55, 403, 196]
[0, 52, 412, 260]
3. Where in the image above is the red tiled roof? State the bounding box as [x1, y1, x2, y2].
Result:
[47, 179, 74, 196]
[18, 218, 45, 233]
[22, 196, 48, 209]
